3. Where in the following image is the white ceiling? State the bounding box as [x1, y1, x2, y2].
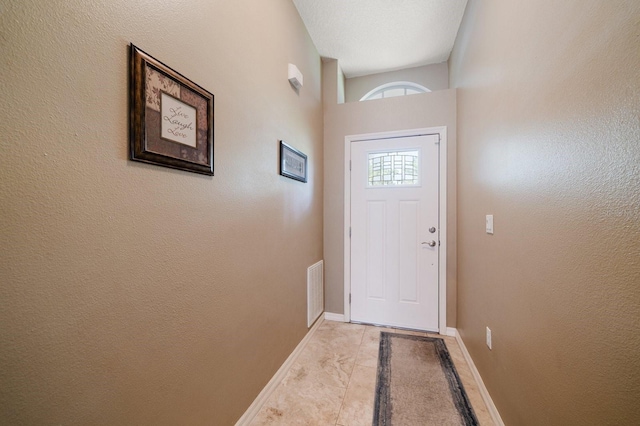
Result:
[292, 0, 468, 78]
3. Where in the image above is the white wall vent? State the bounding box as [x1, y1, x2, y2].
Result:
[307, 260, 324, 327]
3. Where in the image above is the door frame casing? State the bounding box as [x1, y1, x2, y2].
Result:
[343, 126, 448, 334]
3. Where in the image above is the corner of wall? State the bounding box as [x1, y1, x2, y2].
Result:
[322, 58, 345, 108]
[337, 66, 345, 104]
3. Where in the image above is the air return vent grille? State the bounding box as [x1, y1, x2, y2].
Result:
[307, 260, 324, 327]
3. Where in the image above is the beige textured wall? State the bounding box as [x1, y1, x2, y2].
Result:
[345, 63, 449, 103]
[323, 61, 458, 326]
[450, 0, 640, 424]
[0, 1, 322, 424]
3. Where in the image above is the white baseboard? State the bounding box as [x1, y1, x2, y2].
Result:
[235, 318, 324, 425]
[324, 312, 345, 322]
[454, 329, 505, 426]
[446, 327, 457, 337]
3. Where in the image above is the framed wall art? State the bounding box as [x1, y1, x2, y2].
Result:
[129, 44, 214, 175]
[279, 141, 307, 183]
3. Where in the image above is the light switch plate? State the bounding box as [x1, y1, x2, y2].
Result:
[486, 215, 494, 234]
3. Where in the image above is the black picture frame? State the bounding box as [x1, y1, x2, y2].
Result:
[129, 44, 214, 176]
[279, 141, 307, 183]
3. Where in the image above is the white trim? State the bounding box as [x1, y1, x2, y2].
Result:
[343, 127, 448, 334]
[344, 139, 352, 322]
[438, 127, 448, 335]
[324, 312, 346, 322]
[454, 329, 505, 426]
[446, 327, 457, 337]
[235, 318, 325, 425]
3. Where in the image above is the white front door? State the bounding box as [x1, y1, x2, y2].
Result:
[350, 134, 440, 331]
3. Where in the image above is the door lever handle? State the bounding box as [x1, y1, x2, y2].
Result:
[422, 240, 437, 247]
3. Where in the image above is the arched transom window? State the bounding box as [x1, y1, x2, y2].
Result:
[360, 81, 430, 101]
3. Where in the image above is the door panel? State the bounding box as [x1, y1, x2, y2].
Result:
[366, 201, 386, 299]
[398, 200, 418, 302]
[350, 134, 439, 331]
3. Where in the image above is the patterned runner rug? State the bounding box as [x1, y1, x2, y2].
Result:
[373, 332, 478, 425]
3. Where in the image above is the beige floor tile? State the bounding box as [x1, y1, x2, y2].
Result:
[305, 324, 365, 357]
[303, 336, 361, 359]
[354, 330, 380, 368]
[251, 376, 346, 425]
[336, 364, 377, 426]
[287, 351, 356, 389]
[317, 320, 367, 336]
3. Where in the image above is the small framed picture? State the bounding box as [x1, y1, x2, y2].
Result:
[280, 141, 307, 183]
[129, 44, 214, 175]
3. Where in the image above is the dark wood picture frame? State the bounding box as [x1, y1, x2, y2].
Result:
[280, 141, 307, 183]
[129, 44, 214, 175]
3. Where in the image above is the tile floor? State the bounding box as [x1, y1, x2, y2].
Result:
[250, 319, 494, 425]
